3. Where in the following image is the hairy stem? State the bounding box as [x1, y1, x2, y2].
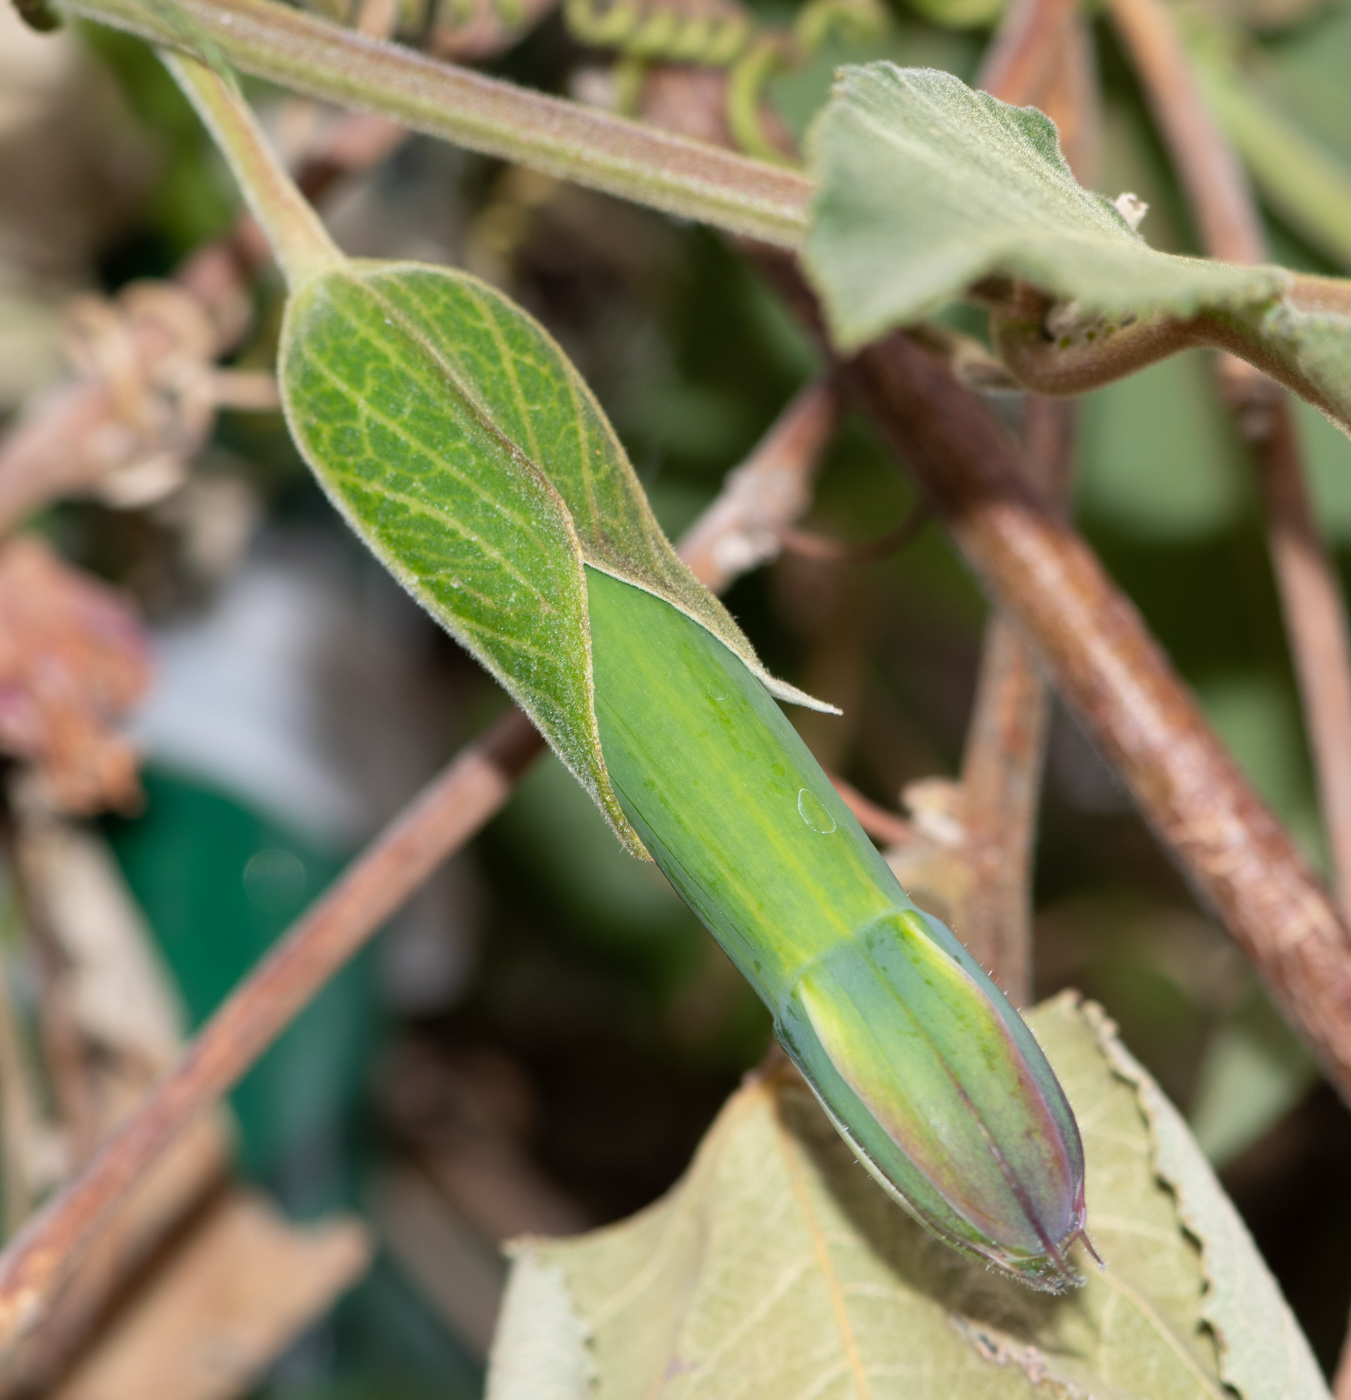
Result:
[163, 52, 341, 287]
[990, 298, 1347, 426]
[63, 0, 813, 248]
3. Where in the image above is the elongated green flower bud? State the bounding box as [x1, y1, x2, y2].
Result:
[165, 43, 1088, 1290]
[586, 566, 1087, 1290]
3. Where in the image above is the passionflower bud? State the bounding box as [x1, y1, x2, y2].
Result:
[778, 910, 1087, 1288]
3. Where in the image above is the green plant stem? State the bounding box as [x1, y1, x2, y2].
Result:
[61, 0, 813, 248]
[989, 297, 1349, 425]
[163, 51, 341, 287]
[63, 0, 1351, 422]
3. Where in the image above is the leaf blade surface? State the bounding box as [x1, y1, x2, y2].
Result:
[802, 64, 1351, 437]
[279, 259, 821, 851]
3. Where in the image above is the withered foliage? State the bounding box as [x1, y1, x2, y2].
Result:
[0, 537, 149, 814]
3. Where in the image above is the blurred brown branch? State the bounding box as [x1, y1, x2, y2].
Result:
[828, 773, 915, 848]
[1110, 0, 1351, 943]
[1107, 0, 1351, 1384]
[954, 0, 1095, 1001]
[976, 0, 1080, 119]
[676, 378, 839, 591]
[956, 403, 1069, 1002]
[839, 318, 1351, 1097]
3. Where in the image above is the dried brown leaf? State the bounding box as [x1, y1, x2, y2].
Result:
[0, 539, 150, 814]
[51, 1192, 370, 1400]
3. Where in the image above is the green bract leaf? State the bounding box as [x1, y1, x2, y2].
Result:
[487, 994, 1327, 1400]
[801, 64, 1351, 437]
[278, 260, 827, 853]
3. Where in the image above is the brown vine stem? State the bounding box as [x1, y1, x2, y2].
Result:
[957, 397, 1074, 1003]
[1110, 0, 1351, 937]
[840, 322, 1351, 1098]
[1110, 0, 1351, 1384]
[828, 774, 916, 848]
[958, 0, 1093, 1001]
[678, 379, 839, 592]
[0, 375, 839, 1348]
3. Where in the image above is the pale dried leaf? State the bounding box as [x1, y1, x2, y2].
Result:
[486, 1255, 594, 1400]
[487, 994, 1326, 1400]
[17, 821, 183, 1069]
[1096, 1007, 1327, 1400]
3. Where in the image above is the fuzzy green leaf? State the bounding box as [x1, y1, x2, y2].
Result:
[486, 994, 1326, 1400]
[802, 65, 1280, 348]
[278, 260, 824, 853]
[801, 65, 1351, 435]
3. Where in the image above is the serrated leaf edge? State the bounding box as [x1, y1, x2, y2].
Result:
[1080, 995, 1329, 1400]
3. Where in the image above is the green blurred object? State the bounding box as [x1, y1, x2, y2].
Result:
[903, 0, 1002, 28]
[1195, 673, 1323, 869]
[1294, 395, 1351, 543]
[77, 25, 237, 261]
[1190, 993, 1317, 1168]
[1194, 44, 1351, 272]
[108, 768, 372, 1212]
[1076, 354, 1242, 542]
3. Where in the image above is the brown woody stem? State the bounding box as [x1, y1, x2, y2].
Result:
[845, 326, 1351, 1100]
[1111, 0, 1351, 1375]
[1111, 0, 1351, 924]
[958, 398, 1075, 1005]
[958, 0, 1092, 1002]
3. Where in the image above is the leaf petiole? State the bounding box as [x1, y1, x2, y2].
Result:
[162, 51, 342, 288]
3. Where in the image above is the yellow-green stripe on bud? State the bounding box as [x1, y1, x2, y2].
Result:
[586, 566, 1088, 1290]
[781, 918, 1085, 1284]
